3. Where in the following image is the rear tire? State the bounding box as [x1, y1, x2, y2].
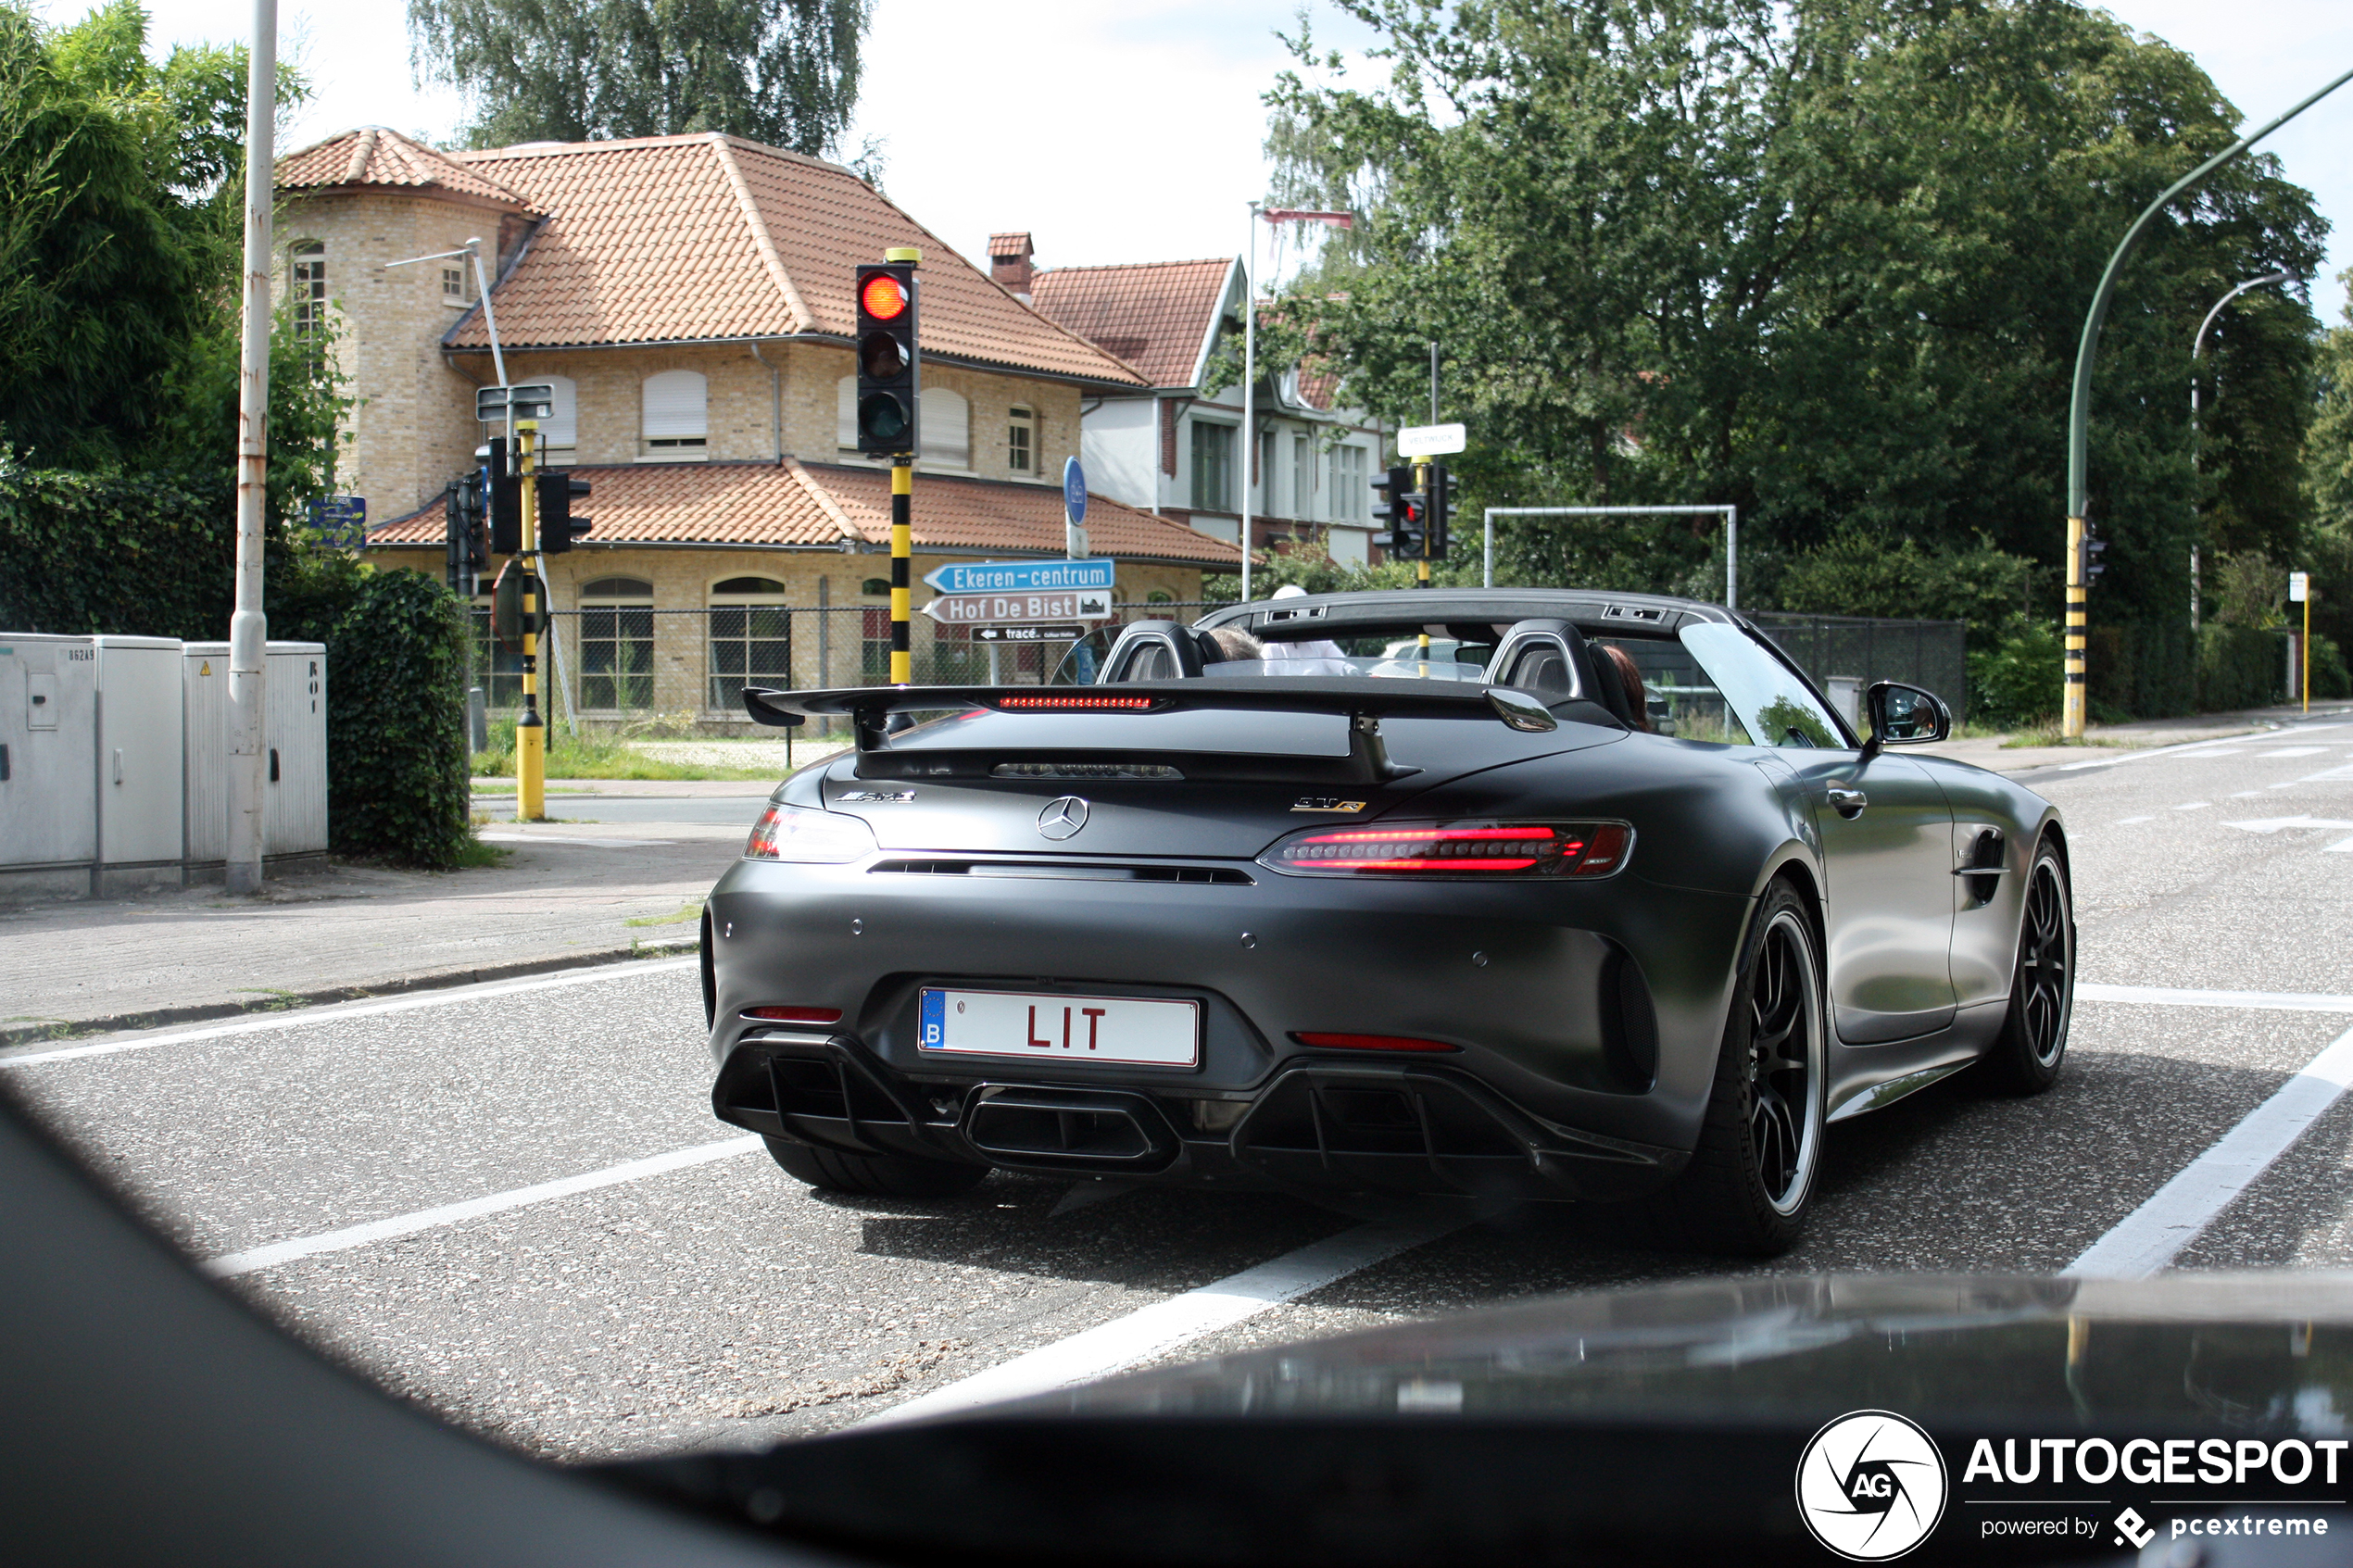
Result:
[1979, 839, 2073, 1096]
[762, 1135, 989, 1198]
[1638, 879, 1827, 1257]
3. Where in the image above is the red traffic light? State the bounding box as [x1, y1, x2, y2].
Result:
[861, 273, 910, 321]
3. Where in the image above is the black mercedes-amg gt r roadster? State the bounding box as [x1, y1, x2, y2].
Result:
[701, 588, 2071, 1253]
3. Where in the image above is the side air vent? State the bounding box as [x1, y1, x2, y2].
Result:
[1597, 944, 1660, 1092]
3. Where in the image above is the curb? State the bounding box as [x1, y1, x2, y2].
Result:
[1, 935, 699, 1049]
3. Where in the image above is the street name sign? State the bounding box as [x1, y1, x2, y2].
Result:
[923, 590, 1113, 626]
[1397, 422, 1466, 458]
[923, 558, 1115, 595]
[475, 383, 556, 422]
[307, 495, 367, 549]
[975, 624, 1084, 643]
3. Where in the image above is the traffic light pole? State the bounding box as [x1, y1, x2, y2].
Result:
[890, 460, 912, 684]
[516, 423, 545, 821]
[2061, 63, 2353, 738]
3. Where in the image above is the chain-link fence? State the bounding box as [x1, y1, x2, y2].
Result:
[1745, 612, 1969, 724]
[468, 603, 1218, 735]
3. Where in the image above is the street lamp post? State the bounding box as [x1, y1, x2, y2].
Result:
[2189, 271, 2296, 641]
[225, 0, 276, 897]
[2062, 65, 2353, 738]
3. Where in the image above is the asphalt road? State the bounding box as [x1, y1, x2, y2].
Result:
[10, 719, 2353, 1462]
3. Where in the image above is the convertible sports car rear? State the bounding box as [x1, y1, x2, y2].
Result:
[700, 590, 2069, 1252]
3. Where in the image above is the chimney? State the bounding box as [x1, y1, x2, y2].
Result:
[988, 231, 1035, 302]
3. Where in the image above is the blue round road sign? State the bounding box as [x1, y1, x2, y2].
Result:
[1063, 457, 1088, 526]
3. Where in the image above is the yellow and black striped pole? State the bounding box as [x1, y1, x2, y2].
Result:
[517, 421, 546, 819]
[890, 459, 912, 685]
[2063, 514, 2086, 739]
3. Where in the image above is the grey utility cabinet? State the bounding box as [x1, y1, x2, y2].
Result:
[0, 634, 183, 897]
[182, 642, 329, 876]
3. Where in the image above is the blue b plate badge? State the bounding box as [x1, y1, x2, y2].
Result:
[918, 988, 1200, 1066]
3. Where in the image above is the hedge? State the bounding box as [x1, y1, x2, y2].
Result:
[2197, 625, 2286, 712]
[0, 454, 234, 637]
[320, 571, 472, 868]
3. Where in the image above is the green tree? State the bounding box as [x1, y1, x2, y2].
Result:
[1264, 0, 2322, 701]
[407, 0, 874, 160]
[2302, 285, 2353, 659]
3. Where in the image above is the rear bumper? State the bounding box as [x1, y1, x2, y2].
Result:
[712, 1032, 1687, 1203]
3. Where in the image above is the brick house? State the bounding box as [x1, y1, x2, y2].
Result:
[271, 128, 1237, 710]
[1001, 236, 1390, 566]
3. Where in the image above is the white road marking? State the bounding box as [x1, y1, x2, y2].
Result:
[2221, 816, 2353, 834]
[199, 1135, 763, 1279]
[2056, 726, 2347, 772]
[0, 958, 699, 1069]
[2066, 1023, 2353, 1279]
[864, 1208, 1477, 1425]
[2305, 766, 2353, 783]
[2230, 791, 2266, 799]
[2113, 815, 2155, 825]
[2079, 984, 2353, 1013]
[2262, 748, 2330, 759]
[2330, 839, 2353, 855]
[2174, 801, 2211, 810]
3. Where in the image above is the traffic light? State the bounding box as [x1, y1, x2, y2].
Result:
[536, 471, 592, 554]
[444, 474, 487, 594]
[1373, 465, 1423, 556]
[486, 438, 522, 555]
[2079, 519, 2108, 587]
[854, 262, 920, 456]
[1426, 462, 1452, 560]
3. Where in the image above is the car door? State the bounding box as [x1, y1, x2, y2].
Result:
[1678, 624, 1957, 1045]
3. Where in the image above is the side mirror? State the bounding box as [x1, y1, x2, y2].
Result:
[1861, 681, 1950, 757]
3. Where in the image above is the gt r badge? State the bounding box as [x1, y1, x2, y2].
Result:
[838, 789, 916, 802]
[1037, 797, 1090, 840]
[1290, 797, 1366, 813]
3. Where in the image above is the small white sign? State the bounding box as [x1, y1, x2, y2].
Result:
[2290, 571, 2309, 602]
[1397, 421, 1466, 458]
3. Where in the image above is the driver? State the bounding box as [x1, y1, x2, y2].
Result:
[1598, 643, 1654, 732]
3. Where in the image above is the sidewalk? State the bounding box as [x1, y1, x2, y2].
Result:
[1914, 700, 2353, 774]
[0, 822, 741, 1047]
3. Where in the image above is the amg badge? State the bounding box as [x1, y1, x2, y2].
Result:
[838, 789, 916, 803]
[1290, 797, 1367, 813]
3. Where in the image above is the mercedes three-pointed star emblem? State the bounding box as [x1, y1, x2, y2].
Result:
[1037, 796, 1090, 840]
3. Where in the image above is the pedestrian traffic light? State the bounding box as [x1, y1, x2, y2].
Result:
[855, 261, 920, 457]
[2079, 519, 2108, 587]
[444, 474, 487, 594]
[537, 471, 592, 554]
[486, 438, 522, 555]
[1372, 465, 1420, 555]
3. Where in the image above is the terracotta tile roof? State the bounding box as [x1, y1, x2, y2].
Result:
[1296, 359, 1340, 410]
[401, 133, 1142, 384]
[275, 126, 534, 209]
[1028, 257, 1235, 389]
[988, 232, 1033, 258]
[370, 459, 1239, 570]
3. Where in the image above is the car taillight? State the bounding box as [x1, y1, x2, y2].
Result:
[1261, 820, 1633, 878]
[744, 1006, 844, 1023]
[744, 804, 878, 863]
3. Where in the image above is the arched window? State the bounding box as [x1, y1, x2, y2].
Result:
[537, 373, 579, 451]
[860, 578, 891, 596]
[643, 370, 707, 458]
[709, 576, 790, 709]
[578, 577, 652, 712]
[290, 242, 326, 337]
[921, 386, 969, 470]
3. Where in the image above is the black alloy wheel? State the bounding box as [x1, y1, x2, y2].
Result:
[1637, 879, 1826, 1256]
[1982, 840, 2074, 1094]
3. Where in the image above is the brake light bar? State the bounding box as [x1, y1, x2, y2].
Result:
[744, 1006, 844, 1024]
[993, 694, 1159, 711]
[1262, 820, 1633, 879]
[1292, 1032, 1459, 1052]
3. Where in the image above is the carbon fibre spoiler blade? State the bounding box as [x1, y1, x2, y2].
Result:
[742, 680, 1562, 787]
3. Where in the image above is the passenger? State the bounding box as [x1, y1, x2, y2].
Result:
[1205, 627, 1266, 662]
[1598, 643, 1654, 732]
[1261, 583, 1349, 660]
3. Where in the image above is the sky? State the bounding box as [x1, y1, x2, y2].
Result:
[48, 0, 2353, 314]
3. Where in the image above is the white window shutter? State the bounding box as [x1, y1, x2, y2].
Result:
[837, 376, 856, 448]
[642, 370, 707, 439]
[542, 374, 578, 448]
[920, 387, 969, 469]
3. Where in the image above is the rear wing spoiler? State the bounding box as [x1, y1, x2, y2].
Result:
[742, 679, 1567, 786]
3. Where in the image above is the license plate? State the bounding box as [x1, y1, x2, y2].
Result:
[917, 988, 1201, 1067]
